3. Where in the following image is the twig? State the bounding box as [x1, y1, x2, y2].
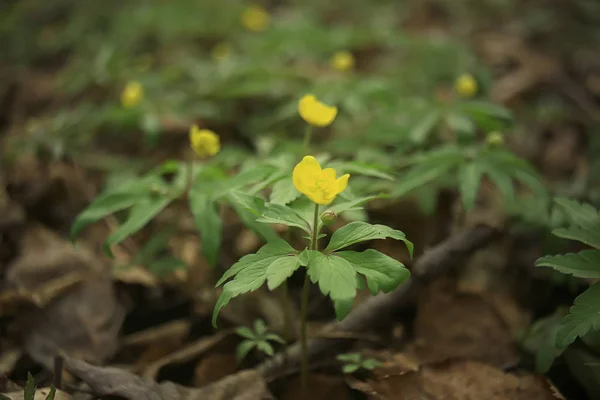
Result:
[257, 225, 499, 378]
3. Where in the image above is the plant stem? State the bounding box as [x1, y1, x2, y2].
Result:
[302, 125, 313, 150]
[300, 203, 320, 396]
[185, 160, 194, 197]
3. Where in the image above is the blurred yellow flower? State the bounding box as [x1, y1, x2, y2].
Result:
[298, 94, 338, 127]
[293, 156, 349, 205]
[241, 5, 270, 32]
[189, 125, 220, 157]
[211, 42, 232, 62]
[455, 74, 478, 98]
[486, 131, 504, 147]
[330, 51, 355, 72]
[121, 81, 143, 108]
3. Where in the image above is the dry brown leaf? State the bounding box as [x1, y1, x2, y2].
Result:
[409, 279, 518, 367]
[65, 357, 272, 400]
[4, 225, 124, 369]
[282, 374, 350, 400]
[194, 353, 237, 387]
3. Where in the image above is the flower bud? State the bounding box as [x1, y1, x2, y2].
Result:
[486, 131, 505, 147]
[320, 211, 337, 226]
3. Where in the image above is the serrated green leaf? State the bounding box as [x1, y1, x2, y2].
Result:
[228, 190, 266, 216]
[189, 190, 223, 267]
[536, 251, 600, 279]
[556, 283, 600, 348]
[336, 250, 410, 294]
[212, 240, 298, 327]
[256, 340, 275, 357]
[478, 159, 515, 204]
[256, 203, 311, 233]
[71, 191, 146, 241]
[458, 162, 483, 210]
[333, 297, 354, 320]
[410, 109, 441, 144]
[342, 364, 361, 374]
[266, 256, 301, 290]
[520, 312, 566, 373]
[24, 372, 36, 400]
[270, 177, 301, 205]
[236, 340, 256, 362]
[265, 333, 286, 344]
[230, 201, 279, 243]
[555, 197, 600, 228]
[105, 195, 171, 256]
[326, 195, 377, 216]
[305, 251, 357, 301]
[212, 164, 276, 198]
[328, 161, 395, 181]
[236, 326, 258, 340]
[325, 221, 413, 257]
[552, 226, 600, 250]
[446, 112, 475, 136]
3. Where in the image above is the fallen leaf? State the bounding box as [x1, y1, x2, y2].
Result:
[282, 374, 350, 400]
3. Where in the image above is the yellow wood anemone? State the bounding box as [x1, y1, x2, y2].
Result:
[292, 156, 349, 205]
[330, 51, 355, 72]
[298, 94, 338, 127]
[454, 74, 478, 98]
[189, 125, 220, 157]
[241, 5, 270, 32]
[121, 81, 143, 108]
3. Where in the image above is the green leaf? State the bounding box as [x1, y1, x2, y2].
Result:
[362, 358, 383, 370]
[71, 191, 146, 241]
[236, 326, 258, 340]
[552, 227, 600, 250]
[24, 372, 36, 400]
[336, 250, 410, 294]
[410, 109, 441, 144]
[536, 251, 600, 279]
[325, 221, 413, 257]
[393, 163, 454, 198]
[458, 162, 483, 210]
[270, 177, 301, 205]
[328, 161, 395, 181]
[326, 195, 377, 216]
[305, 251, 357, 301]
[189, 190, 223, 267]
[253, 319, 267, 336]
[334, 297, 354, 320]
[103, 195, 171, 255]
[265, 333, 286, 344]
[236, 340, 256, 362]
[556, 283, 600, 348]
[337, 353, 362, 363]
[45, 385, 56, 400]
[266, 256, 301, 290]
[478, 160, 515, 204]
[212, 240, 298, 327]
[555, 197, 600, 227]
[519, 312, 566, 373]
[459, 100, 513, 122]
[342, 364, 361, 374]
[148, 257, 186, 277]
[445, 112, 475, 136]
[256, 203, 311, 233]
[228, 190, 266, 216]
[256, 340, 275, 357]
[213, 164, 276, 198]
[233, 204, 280, 243]
[0, 395, 10, 400]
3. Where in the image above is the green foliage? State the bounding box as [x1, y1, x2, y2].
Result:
[235, 319, 285, 362]
[535, 198, 600, 349]
[519, 310, 566, 373]
[20, 372, 56, 400]
[336, 352, 382, 374]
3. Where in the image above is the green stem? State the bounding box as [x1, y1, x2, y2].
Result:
[185, 160, 194, 196]
[302, 125, 313, 151]
[300, 203, 320, 395]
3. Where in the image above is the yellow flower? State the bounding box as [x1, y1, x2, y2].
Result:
[298, 94, 338, 127]
[486, 131, 504, 147]
[121, 81, 143, 108]
[241, 5, 270, 32]
[293, 156, 350, 205]
[211, 42, 232, 62]
[330, 51, 355, 72]
[455, 74, 478, 98]
[189, 125, 220, 157]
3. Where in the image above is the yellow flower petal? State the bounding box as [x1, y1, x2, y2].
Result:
[298, 94, 338, 127]
[211, 42, 232, 62]
[189, 125, 220, 157]
[455, 74, 478, 98]
[335, 174, 350, 194]
[121, 81, 143, 108]
[241, 5, 270, 32]
[330, 51, 355, 72]
[292, 155, 349, 205]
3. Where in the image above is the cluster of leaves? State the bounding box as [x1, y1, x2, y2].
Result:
[212, 191, 413, 325]
[235, 319, 285, 362]
[0, 373, 55, 400]
[336, 352, 382, 374]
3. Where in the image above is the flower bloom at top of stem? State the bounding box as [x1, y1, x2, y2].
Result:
[330, 50, 355, 72]
[189, 125, 220, 157]
[121, 81, 143, 108]
[454, 74, 478, 98]
[293, 156, 349, 205]
[241, 5, 270, 32]
[298, 94, 338, 127]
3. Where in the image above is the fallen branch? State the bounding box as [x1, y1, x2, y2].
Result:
[258, 225, 499, 378]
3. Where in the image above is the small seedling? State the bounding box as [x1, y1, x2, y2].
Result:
[336, 353, 383, 374]
[235, 319, 286, 362]
[7, 372, 57, 400]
